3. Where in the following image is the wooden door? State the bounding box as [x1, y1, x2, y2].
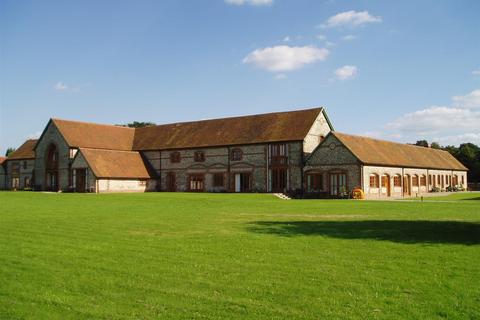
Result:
[271, 168, 287, 192]
[75, 169, 86, 192]
[166, 172, 176, 192]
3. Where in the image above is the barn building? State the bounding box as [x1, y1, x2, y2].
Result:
[2, 107, 468, 198]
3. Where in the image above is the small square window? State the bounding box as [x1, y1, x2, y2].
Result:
[194, 151, 205, 162]
[170, 152, 181, 163]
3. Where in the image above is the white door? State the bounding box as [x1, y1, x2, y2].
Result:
[235, 174, 241, 192]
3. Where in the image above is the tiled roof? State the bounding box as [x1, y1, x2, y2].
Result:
[52, 119, 135, 151]
[133, 108, 323, 150]
[333, 132, 467, 170]
[7, 139, 37, 160]
[78, 148, 151, 179]
[0, 157, 7, 165]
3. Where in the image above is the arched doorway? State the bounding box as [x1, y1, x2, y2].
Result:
[45, 144, 59, 191]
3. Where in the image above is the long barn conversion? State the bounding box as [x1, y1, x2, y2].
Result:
[0, 107, 467, 199]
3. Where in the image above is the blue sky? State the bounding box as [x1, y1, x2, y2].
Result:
[1, 0, 479, 155]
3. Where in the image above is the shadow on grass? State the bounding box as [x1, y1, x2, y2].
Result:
[247, 220, 480, 245]
[461, 196, 480, 201]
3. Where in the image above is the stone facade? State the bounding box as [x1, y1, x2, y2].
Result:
[5, 159, 35, 190]
[142, 141, 307, 193]
[305, 133, 469, 199]
[0, 164, 7, 189]
[304, 134, 361, 195]
[34, 120, 74, 191]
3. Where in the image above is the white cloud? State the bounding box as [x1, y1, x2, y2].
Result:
[243, 45, 329, 72]
[432, 133, 480, 146]
[334, 65, 358, 80]
[274, 73, 287, 80]
[342, 34, 357, 41]
[452, 89, 480, 108]
[283, 36, 291, 42]
[385, 106, 479, 135]
[225, 0, 273, 6]
[321, 10, 382, 29]
[380, 88, 480, 146]
[54, 81, 68, 91]
[472, 68, 480, 76]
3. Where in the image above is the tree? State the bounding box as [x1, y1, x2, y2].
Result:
[5, 147, 16, 157]
[117, 121, 156, 128]
[414, 140, 429, 147]
[430, 142, 442, 149]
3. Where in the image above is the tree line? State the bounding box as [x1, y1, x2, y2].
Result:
[414, 140, 480, 182]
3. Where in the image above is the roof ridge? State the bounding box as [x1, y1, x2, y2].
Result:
[52, 118, 135, 130]
[79, 147, 139, 153]
[333, 131, 447, 152]
[135, 107, 323, 130]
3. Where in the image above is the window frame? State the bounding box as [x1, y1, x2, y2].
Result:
[170, 151, 181, 163]
[306, 173, 323, 192]
[194, 151, 205, 162]
[393, 175, 401, 187]
[231, 148, 243, 161]
[369, 174, 379, 188]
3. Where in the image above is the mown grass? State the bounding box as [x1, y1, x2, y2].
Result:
[0, 192, 479, 319]
[407, 192, 480, 202]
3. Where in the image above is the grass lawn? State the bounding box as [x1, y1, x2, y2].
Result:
[406, 192, 480, 202]
[1, 192, 479, 319]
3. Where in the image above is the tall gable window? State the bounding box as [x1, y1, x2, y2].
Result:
[170, 152, 181, 163]
[369, 174, 379, 188]
[194, 151, 205, 162]
[231, 148, 243, 161]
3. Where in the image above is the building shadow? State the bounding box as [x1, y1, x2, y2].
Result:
[247, 220, 480, 245]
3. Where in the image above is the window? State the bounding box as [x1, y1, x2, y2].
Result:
[213, 173, 224, 187]
[307, 173, 323, 192]
[461, 175, 464, 185]
[428, 175, 432, 185]
[194, 151, 205, 162]
[270, 144, 287, 166]
[231, 148, 242, 161]
[23, 161, 27, 169]
[330, 172, 347, 196]
[11, 162, 20, 175]
[412, 175, 419, 187]
[393, 175, 401, 187]
[369, 174, 379, 188]
[453, 175, 458, 186]
[24, 177, 30, 188]
[189, 174, 204, 192]
[170, 152, 181, 163]
[420, 175, 426, 186]
[381, 175, 388, 188]
[437, 175, 440, 184]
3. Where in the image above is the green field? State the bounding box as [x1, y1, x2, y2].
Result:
[1, 192, 479, 319]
